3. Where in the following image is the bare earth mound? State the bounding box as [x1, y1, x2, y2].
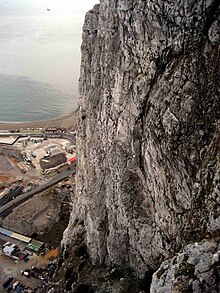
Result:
[40, 153, 67, 170]
[2, 188, 63, 236]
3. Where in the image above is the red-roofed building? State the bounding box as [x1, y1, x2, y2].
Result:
[68, 157, 76, 164]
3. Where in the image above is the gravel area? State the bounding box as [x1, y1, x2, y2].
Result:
[0, 136, 18, 144]
[2, 187, 65, 236]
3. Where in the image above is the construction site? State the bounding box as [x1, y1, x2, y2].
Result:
[0, 131, 76, 292]
[0, 134, 75, 185]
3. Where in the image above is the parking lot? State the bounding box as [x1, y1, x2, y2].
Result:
[0, 233, 35, 292]
[0, 253, 40, 293]
[0, 244, 58, 292]
[0, 230, 60, 292]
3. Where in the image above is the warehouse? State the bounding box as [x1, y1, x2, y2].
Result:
[0, 227, 32, 243]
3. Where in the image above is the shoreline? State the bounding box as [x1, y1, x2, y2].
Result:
[0, 108, 78, 131]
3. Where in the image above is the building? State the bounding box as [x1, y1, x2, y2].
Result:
[26, 239, 44, 254]
[44, 127, 66, 133]
[3, 245, 16, 256]
[0, 227, 32, 243]
[2, 242, 19, 260]
[65, 143, 75, 154]
[68, 157, 76, 164]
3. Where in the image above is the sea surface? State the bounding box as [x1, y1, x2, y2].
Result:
[0, 0, 90, 122]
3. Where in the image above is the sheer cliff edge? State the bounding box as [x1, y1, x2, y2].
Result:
[63, 0, 220, 291]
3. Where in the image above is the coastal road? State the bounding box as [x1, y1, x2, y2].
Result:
[0, 165, 76, 218]
[0, 132, 76, 145]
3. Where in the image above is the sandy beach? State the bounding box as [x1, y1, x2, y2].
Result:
[0, 108, 78, 131]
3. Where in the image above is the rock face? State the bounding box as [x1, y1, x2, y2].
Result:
[63, 0, 220, 282]
[151, 240, 220, 293]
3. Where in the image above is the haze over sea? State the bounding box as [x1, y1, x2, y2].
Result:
[0, 0, 98, 122]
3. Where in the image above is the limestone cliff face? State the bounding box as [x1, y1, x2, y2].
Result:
[64, 0, 220, 277]
[150, 240, 220, 293]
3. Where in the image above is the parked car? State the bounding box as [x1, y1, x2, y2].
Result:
[2, 276, 13, 288]
[31, 266, 42, 273]
[24, 255, 29, 262]
[21, 270, 30, 278]
[12, 281, 19, 290]
[15, 284, 25, 292]
[39, 276, 45, 281]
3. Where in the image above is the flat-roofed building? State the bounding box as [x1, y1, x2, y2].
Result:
[26, 239, 44, 254]
[11, 232, 32, 243]
[3, 245, 15, 255]
[0, 227, 31, 243]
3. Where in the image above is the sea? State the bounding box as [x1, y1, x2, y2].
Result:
[0, 0, 92, 122]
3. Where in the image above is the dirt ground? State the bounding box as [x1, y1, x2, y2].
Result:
[0, 136, 18, 144]
[1, 187, 70, 236]
[0, 113, 77, 292]
[0, 155, 19, 187]
[14, 137, 75, 174]
[40, 153, 67, 170]
[0, 136, 75, 204]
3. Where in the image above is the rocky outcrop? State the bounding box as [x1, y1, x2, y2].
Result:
[63, 0, 220, 284]
[151, 240, 220, 293]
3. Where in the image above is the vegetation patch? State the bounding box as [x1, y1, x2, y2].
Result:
[174, 254, 195, 279]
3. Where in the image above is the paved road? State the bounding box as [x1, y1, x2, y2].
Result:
[0, 132, 76, 144]
[0, 166, 76, 218]
[0, 186, 23, 207]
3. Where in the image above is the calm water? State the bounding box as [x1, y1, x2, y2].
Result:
[0, 0, 90, 122]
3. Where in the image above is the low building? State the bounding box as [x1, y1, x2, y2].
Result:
[68, 157, 76, 164]
[44, 127, 66, 133]
[65, 143, 75, 154]
[26, 239, 44, 254]
[2, 242, 19, 260]
[3, 244, 15, 255]
[50, 148, 62, 156]
[11, 232, 32, 243]
[0, 227, 32, 243]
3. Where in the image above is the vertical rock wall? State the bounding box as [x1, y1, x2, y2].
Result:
[63, 0, 220, 275]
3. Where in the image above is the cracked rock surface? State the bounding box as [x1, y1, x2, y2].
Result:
[63, 0, 220, 285]
[151, 239, 220, 293]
